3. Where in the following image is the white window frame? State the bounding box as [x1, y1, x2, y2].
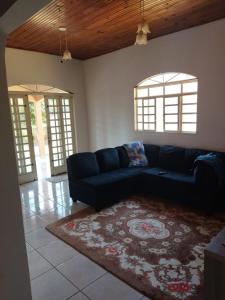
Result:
[134, 73, 198, 134]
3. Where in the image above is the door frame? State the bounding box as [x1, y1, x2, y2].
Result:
[9, 91, 77, 181]
[44, 94, 77, 176]
[9, 93, 38, 184]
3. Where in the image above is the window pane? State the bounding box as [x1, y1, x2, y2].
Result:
[144, 115, 149, 122]
[139, 79, 159, 86]
[182, 114, 197, 123]
[165, 84, 181, 95]
[143, 107, 148, 114]
[138, 107, 142, 114]
[156, 97, 164, 132]
[151, 74, 164, 83]
[165, 115, 178, 123]
[149, 86, 163, 96]
[137, 123, 143, 130]
[183, 82, 198, 93]
[19, 106, 25, 113]
[23, 144, 29, 151]
[165, 105, 178, 114]
[26, 166, 32, 173]
[24, 152, 30, 158]
[18, 98, 24, 105]
[163, 73, 178, 82]
[54, 161, 59, 167]
[165, 97, 178, 105]
[137, 89, 148, 97]
[182, 123, 196, 132]
[22, 129, 27, 136]
[165, 124, 178, 131]
[182, 94, 197, 103]
[149, 107, 155, 114]
[149, 115, 155, 123]
[144, 123, 149, 130]
[168, 73, 196, 82]
[149, 99, 155, 106]
[182, 104, 197, 113]
[143, 99, 148, 106]
[149, 123, 155, 130]
[137, 115, 143, 122]
[137, 99, 142, 106]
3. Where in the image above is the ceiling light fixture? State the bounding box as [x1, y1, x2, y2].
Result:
[62, 29, 72, 61]
[135, 0, 150, 45]
[58, 7, 72, 63]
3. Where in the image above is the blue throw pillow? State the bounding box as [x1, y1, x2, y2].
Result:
[123, 141, 148, 167]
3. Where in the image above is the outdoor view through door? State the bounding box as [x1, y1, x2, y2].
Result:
[8, 84, 76, 184]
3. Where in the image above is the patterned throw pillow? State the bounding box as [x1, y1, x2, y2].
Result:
[123, 141, 148, 167]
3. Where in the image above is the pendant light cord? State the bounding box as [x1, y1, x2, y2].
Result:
[140, 0, 145, 22]
[65, 30, 68, 51]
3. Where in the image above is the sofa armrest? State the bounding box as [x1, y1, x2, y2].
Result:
[194, 154, 225, 190]
[194, 162, 218, 190]
[67, 152, 100, 182]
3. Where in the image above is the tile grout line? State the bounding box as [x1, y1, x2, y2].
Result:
[21, 181, 147, 299]
[33, 246, 81, 291]
[79, 271, 108, 291]
[29, 251, 80, 292]
[31, 240, 111, 296]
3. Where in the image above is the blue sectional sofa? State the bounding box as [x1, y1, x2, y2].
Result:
[67, 144, 225, 211]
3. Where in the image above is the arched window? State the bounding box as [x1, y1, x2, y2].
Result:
[134, 72, 198, 133]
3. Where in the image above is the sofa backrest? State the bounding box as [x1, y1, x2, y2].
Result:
[143, 144, 160, 167]
[115, 146, 130, 168]
[67, 144, 225, 181]
[67, 152, 100, 180]
[158, 145, 186, 171]
[95, 148, 120, 172]
[144, 144, 225, 172]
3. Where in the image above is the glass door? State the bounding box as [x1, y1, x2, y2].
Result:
[44, 95, 75, 176]
[9, 94, 37, 184]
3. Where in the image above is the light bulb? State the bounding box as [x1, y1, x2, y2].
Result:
[62, 49, 72, 61]
[135, 31, 148, 45]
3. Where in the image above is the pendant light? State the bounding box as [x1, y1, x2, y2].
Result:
[58, 6, 72, 62]
[62, 29, 72, 61]
[135, 0, 151, 45]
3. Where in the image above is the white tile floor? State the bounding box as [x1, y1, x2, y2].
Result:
[20, 175, 150, 300]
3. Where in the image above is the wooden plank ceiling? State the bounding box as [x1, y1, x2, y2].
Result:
[6, 0, 225, 60]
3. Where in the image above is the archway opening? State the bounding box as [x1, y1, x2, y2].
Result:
[8, 84, 75, 184]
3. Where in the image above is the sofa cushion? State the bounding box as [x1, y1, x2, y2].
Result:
[79, 167, 145, 187]
[67, 152, 99, 181]
[123, 141, 148, 167]
[142, 167, 195, 185]
[144, 144, 160, 166]
[159, 145, 185, 171]
[95, 148, 120, 172]
[116, 146, 130, 168]
[77, 167, 145, 210]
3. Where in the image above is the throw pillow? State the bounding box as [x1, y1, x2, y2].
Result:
[123, 141, 148, 167]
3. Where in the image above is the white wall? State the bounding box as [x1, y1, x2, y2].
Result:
[6, 48, 89, 152]
[0, 1, 52, 299]
[84, 19, 225, 152]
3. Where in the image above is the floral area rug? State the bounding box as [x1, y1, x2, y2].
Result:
[46, 196, 225, 300]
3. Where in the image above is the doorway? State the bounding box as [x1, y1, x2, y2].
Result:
[29, 95, 50, 179]
[8, 84, 76, 184]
